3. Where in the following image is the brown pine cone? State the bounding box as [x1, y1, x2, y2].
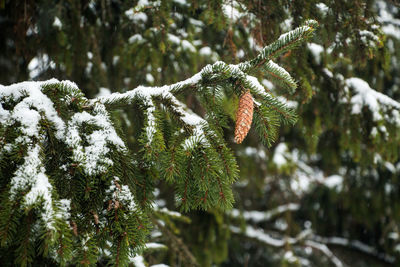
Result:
[234, 91, 253, 144]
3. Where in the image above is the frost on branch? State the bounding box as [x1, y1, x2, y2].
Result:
[0, 20, 317, 265]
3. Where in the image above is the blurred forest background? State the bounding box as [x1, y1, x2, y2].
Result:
[1, 0, 400, 266]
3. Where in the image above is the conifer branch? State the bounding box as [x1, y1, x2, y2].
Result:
[96, 20, 317, 108]
[0, 19, 317, 265]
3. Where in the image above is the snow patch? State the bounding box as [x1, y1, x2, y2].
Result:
[346, 77, 400, 123]
[308, 43, 324, 64]
[53, 17, 62, 29]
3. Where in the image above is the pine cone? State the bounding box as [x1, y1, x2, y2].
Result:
[234, 91, 253, 144]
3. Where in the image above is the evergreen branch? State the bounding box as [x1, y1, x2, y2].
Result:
[263, 60, 297, 93]
[95, 20, 318, 109]
[238, 19, 318, 73]
[253, 105, 279, 147]
[0, 18, 318, 265]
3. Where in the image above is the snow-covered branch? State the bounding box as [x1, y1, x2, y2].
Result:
[346, 77, 400, 124]
[312, 235, 396, 264]
[230, 203, 300, 223]
[304, 240, 343, 267]
[230, 225, 343, 267]
[229, 225, 312, 247]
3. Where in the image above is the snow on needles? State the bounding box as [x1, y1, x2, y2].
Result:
[65, 103, 126, 176]
[9, 144, 56, 228]
[106, 177, 137, 211]
[95, 58, 286, 149]
[0, 79, 65, 140]
[0, 79, 128, 230]
[95, 68, 207, 150]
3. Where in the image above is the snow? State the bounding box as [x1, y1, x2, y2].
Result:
[129, 34, 144, 44]
[113, 56, 120, 65]
[167, 34, 196, 52]
[53, 17, 62, 29]
[231, 203, 300, 223]
[277, 96, 298, 109]
[312, 235, 395, 263]
[150, 264, 169, 267]
[308, 43, 324, 64]
[222, 1, 241, 21]
[173, 0, 188, 6]
[181, 40, 196, 52]
[382, 24, 400, 37]
[13, 105, 41, 137]
[230, 225, 286, 247]
[262, 79, 274, 90]
[119, 184, 137, 210]
[96, 66, 207, 149]
[64, 102, 126, 176]
[305, 240, 343, 267]
[346, 77, 400, 123]
[236, 49, 245, 59]
[168, 33, 181, 45]
[146, 73, 155, 83]
[265, 60, 296, 90]
[142, 96, 157, 143]
[1, 79, 128, 180]
[0, 80, 66, 140]
[269, 145, 345, 195]
[246, 75, 268, 98]
[137, 0, 150, 6]
[292, 165, 344, 194]
[106, 178, 137, 211]
[57, 199, 71, 219]
[189, 18, 204, 27]
[239, 146, 267, 159]
[316, 3, 329, 15]
[384, 162, 396, 173]
[28, 54, 54, 78]
[199, 47, 212, 56]
[324, 175, 343, 190]
[376, 0, 400, 37]
[96, 87, 111, 97]
[284, 251, 297, 263]
[273, 143, 289, 166]
[323, 68, 333, 78]
[9, 144, 42, 197]
[26, 25, 38, 36]
[145, 242, 167, 249]
[9, 144, 56, 230]
[281, 17, 293, 31]
[125, 10, 148, 23]
[156, 207, 182, 218]
[130, 255, 146, 267]
[231, 225, 312, 249]
[24, 171, 54, 222]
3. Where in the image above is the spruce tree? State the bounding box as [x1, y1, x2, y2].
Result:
[0, 14, 317, 265]
[1, 0, 400, 266]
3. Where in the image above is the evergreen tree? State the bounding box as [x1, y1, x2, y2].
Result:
[1, 0, 400, 266]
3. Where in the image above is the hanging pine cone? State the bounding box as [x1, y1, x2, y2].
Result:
[234, 90, 253, 144]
